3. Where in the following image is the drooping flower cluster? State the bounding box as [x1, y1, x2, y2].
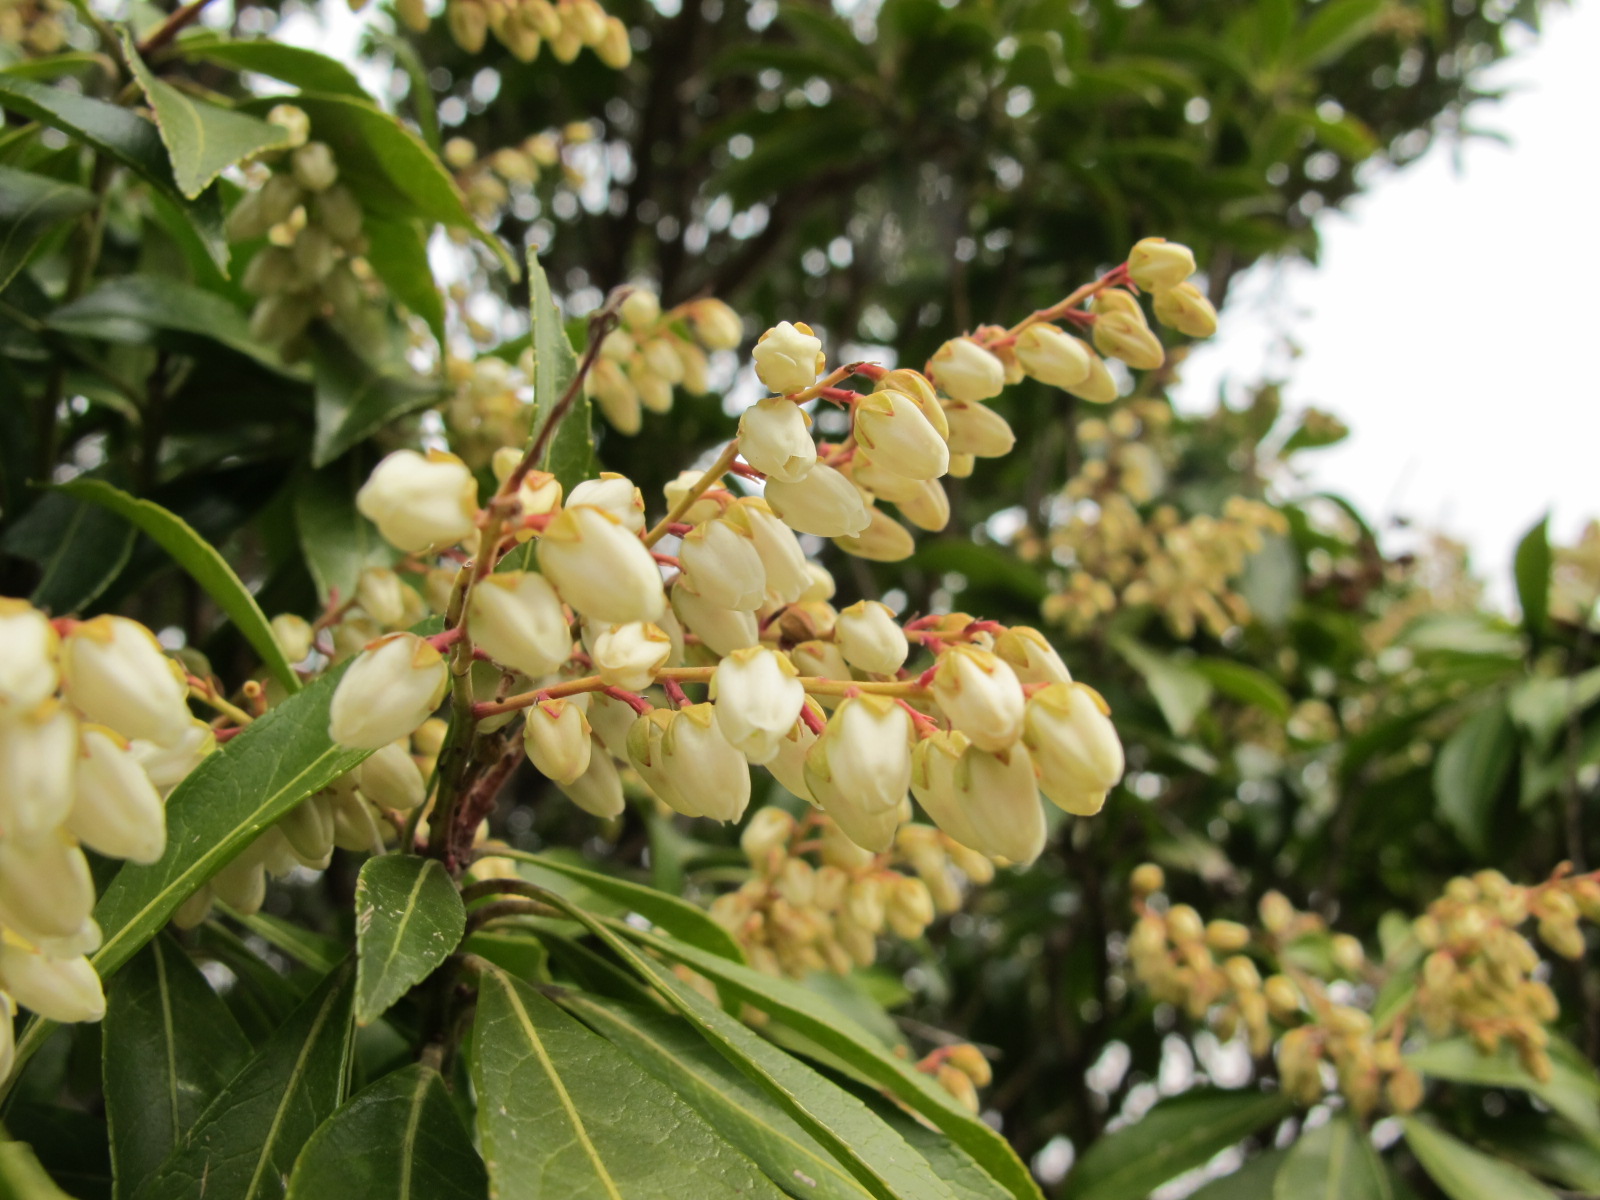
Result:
[587, 290, 742, 433]
[391, 0, 630, 66]
[0, 602, 211, 1073]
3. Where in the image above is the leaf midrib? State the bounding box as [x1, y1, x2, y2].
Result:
[241, 979, 347, 1200]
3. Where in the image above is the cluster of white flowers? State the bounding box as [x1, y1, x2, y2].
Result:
[587, 291, 743, 433]
[394, 0, 630, 66]
[0, 602, 213, 1072]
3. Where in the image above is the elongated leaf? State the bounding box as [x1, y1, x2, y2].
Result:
[1065, 1089, 1294, 1200]
[1, 484, 136, 614]
[285, 1064, 486, 1200]
[1514, 515, 1552, 639]
[872, 1105, 1012, 1200]
[1274, 1115, 1389, 1200]
[0, 1136, 76, 1199]
[1469, 1114, 1600, 1192]
[122, 34, 293, 199]
[1508, 667, 1600, 754]
[0, 163, 96, 290]
[0, 77, 228, 270]
[292, 457, 395, 604]
[225, 907, 345, 974]
[470, 966, 788, 1200]
[1192, 659, 1292, 721]
[1400, 1118, 1556, 1200]
[174, 37, 369, 98]
[1289, 0, 1385, 69]
[364, 215, 446, 347]
[310, 330, 445, 468]
[500, 849, 744, 962]
[1113, 637, 1212, 736]
[131, 963, 355, 1200]
[1432, 700, 1515, 855]
[1189, 1150, 1288, 1199]
[57, 478, 298, 691]
[560, 994, 874, 1200]
[103, 934, 253, 1200]
[1406, 1037, 1600, 1136]
[354, 855, 465, 1026]
[526, 251, 591, 492]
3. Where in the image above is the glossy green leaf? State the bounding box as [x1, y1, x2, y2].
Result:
[1406, 1037, 1600, 1136]
[1188, 1150, 1288, 1200]
[559, 993, 874, 1200]
[1400, 1118, 1556, 1200]
[103, 934, 253, 1200]
[1508, 667, 1600, 754]
[1514, 515, 1552, 639]
[285, 1064, 486, 1200]
[872, 1105, 1011, 1200]
[46, 273, 286, 371]
[310, 331, 445, 468]
[57, 478, 299, 691]
[1191, 659, 1293, 720]
[174, 36, 368, 98]
[1274, 1115, 1390, 1200]
[1, 484, 136, 614]
[527, 249, 591, 491]
[0, 1135, 76, 1199]
[354, 855, 466, 1026]
[1469, 1114, 1600, 1192]
[0, 77, 228, 270]
[364, 215, 446, 348]
[469, 966, 788, 1200]
[122, 34, 294, 199]
[1112, 637, 1213, 737]
[1431, 700, 1515, 855]
[131, 963, 355, 1200]
[0, 163, 96, 290]
[1065, 1089, 1294, 1200]
[226, 907, 345, 974]
[292, 457, 396, 604]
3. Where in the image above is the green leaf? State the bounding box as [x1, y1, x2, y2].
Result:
[131, 963, 356, 1200]
[57, 478, 299, 692]
[103, 934, 253, 1200]
[1400, 1118, 1557, 1200]
[1508, 667, 1600, 754]
[122, 33, 294, 199]
[469, 966, 789, 1200]
[310, 330, 445, 468]
[1514, 515, 1552, 639]
[1289, 0, 1385, 70]
[0, 76, 229, 271]
[1274, 1115, 1390, 1200]
[526, 249, 590, 491]
[1112, 637, 1213, 737]
[1191, 659, 1292, 721]
[1469, 1114, 1600, 1192]
[872, 1105, 1012, 1200]
[1188, 1150, 1288, 1200]
[1, 484, 136, 614]
[174, 36, 369, 99]
[1431, 700, 1515, 854]
[1406, 1037, 1600, 1137]
[1065, 1089, 1294, 1200]
[285, 1064, 487, 1200]
[0, 1136, 76, 1199]
[559, 993, 874, 1200]
[225, 907, 346, 974]
[0, 164, 96, 290]
[292, 458, 396, 605]
[354, 855, 465, 1026]
[364, 215, 446, 348]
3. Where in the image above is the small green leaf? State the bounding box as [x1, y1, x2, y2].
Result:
[1400, 1118, 1557, 1200]
[1113, 637, 1213, 737]
[1432, 700, 1515, 855]
[354, 855, 465, 1026]
[1065, 1089, 1294, 1200]
[470, 967, 789, 1200]
[526, 249, 590, 491]
[103, 934, 253, 1200]
[285, 1064, 487, 1200]
[122, 33, 294, 200]
[365, 215, 446, 348]
[56, 478, 299, 692]
[292, 458, 396, 605]
[1274, 1115, 1390, 1200]
[0, 164, 97, 290]
[1, 484, 136, 614]
[1514, 515, 1552, 639]
[1508, 667, 1600, 754]
[0, 76, 229, 271]
[310, 330, 445, 468]
[1406, 1037, 1600, 1137]
[1191, 659, 1292, 720]
[174, 36, 369, 98]
[131, 964, 356, 1200]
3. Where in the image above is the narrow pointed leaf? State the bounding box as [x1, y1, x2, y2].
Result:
[354, 855, 465, 1026]
[469, 966, 788, 1200]
[527, 251, 591, 490]
[1406, 1037, 1600, 1136]
[559, 993, 873, 1200]
[285, 1064, 486, 1200]
[0, 164, 97, 290]
[364, 215, 446, 347]
[1, 484, 136, 614]
[54, 478, 297, 691]
[1274, 1115, 1390, 1200]
[131, 963, 356, 1200]
[173, 37, 369, 98]
[1432, 700, 1516, 855]
[104, 934, 253, 1200]
[871, 1105, 1013, 1200]
[1400, 1118, 1557, 1200]
[1514, 515, 1552, 638]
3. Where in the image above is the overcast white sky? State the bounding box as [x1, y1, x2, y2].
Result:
[1176, 1, 1600, 595]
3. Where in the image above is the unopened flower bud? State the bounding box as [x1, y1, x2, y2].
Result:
[1206, 920, 1252, 953]
[1092, 309, 1164, 372]
[680, 519, 766, 612]
[739, 398, 816, 483]
[0, 701, 77, 838]
[68, 726, 165, 864]
[272, 613, 314, 663]
[1130, 862, 1165, 895]
[764, 464, 870, 538]
[835, 601, 909, 677]
[291, 141, 338, 192]
[852, 390, 949, 482]
[129, 719, 214, 795]
[328, 633, 448, 749]
[661, 704, 751, 823]
[448, 0, 488, 51]
[834, 507, 915, 563]
[592, 622, 672, 690]
[712, 647, 805, 765]
[589, 359, 642, 433]
[354, 566, 407, 628]
[804, 695, 912, 852]
[941, 400, 1016, 458]
[468, 572, 573, 677]
[946, 1043, 992, 1087]
[1128, 237, 1196, 291]
[912, 731, 1045, 864]
[886, 875, 935, 938]
[724, 499, 810, 605]
[1263, 974, 1300, 1019]
[741, 807, 796, 861]
[61, 616, 191, 747]
[931, 646, 1025, 753]
[1014, 324, 1092, 388]
[994, 626, 1071, 685]
[1065, 351, 1119, 404]
[928, 338, 1005, 402]
[895, 477, 951, 533]
[0, 599, 58, 713]
[763, 698, 824, 804]
[568, 474, 647, 533]
[1152, 282, 1218, 338]
[538, 505, 666, 625]
[688, 298, 743, 350]
[0, 946, 104, 1023]
[353, 742, 426, 811]
[1023, 683, 1123, 812]
[522, 698, 592, 785]
[753, 321, 823, 395]
[0, 832, 95, 942]
[355, 449, 479, 553]
[670, 580, 759, 658]
[557, 741, 625, 819]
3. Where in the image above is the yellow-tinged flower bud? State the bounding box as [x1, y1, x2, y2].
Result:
[568, 474, 646, 533]
[1331, 933, 1366, 975]
[895, 477, 951, 533]
[848, 451, 923, 503]
[354, 566, 407, 629]
[680, 519, 767, 612]
[912, 732, 1045, 865]
[764, 464, 870, 538]
[834, 507, 916, 563]
[940, 400, 1015, 458]
[278, 793, 335, 867]
[852, 390, 949, 482]
[539, 505, 666, 626]
[618, 288, 660, 331]
[738, 398, 816, 483]
[1128, 237, 1196, 291]
[712, 647, 805, 765]
[1259, 891, 1294, 934]
[591, 622, 672, 691]
[661, 703, 752, 823]
[353, 742, 426, 811]
[1207, 921, 1252, 953]
[266, 103, 310, 147]
[1167, 904, 1204, 945]
[994, 626, 1071, 685]
[468, 572, 573, 678]
[355, 449, 479, 553]
[931, 646, 1025, 753]
[448, 0, 488, 52]
[688, 298, 743, 350]
[290, 141, 338, 192]
[521, 699, 592, 786]
[0, 832, 95, 942]
[0, 701, 77, 838]
[61, 616, 191, 748]
[1152, 283, 1218, 339]
[589, 358, 642, 433]
[876, 370, 947, 438]
[928, 338, 1005, 402]
[725, 499, 810, 605]
[670, 579, 759, 658]
[557, 739, 625, 819]
[935, 1063, 979, 1112]
[328, 632, 448, 750]
[1014, 323, 1092, 388]
[741, 807, 795, 861]
[1093, 311, 1165, 372]
[68, 726, 165, 864]
[804, 694, 912, 852]
[836, 601, 909, 676]
[1023, 683, 1123, 811]
[753, 321, 823, 395]
[0, 599, 58, 713]
[947, 452, 975, 478]
[129, 719, 214, 796]
[887, 875, 935, 938]
[0, 946, 104, 1024]
[763, 698, 824, 804]
[1065, 350, 1118, 404]
[1130, 863, 1165, 895]
[271, 613, 314, 663]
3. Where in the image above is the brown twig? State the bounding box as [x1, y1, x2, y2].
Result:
[136, 0, 218, 57]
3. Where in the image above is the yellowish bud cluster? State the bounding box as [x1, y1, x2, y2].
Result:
[906, 1041, 993, 1113]
[1551, 520, 1600, 627]
[587, 292, 738, 433]
[0, 0, 69, 55]
[392, 0, 630, 67]
[446, 130, 574, 225]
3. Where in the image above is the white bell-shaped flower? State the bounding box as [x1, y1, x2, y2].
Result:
[679, 518, 766, 612]
[927, 337, 1005, 402]
[354, 742, 427, 811]
[68, 726, 166, 864]
[852, 389, 949, 481]
[725, 499, 811, 605]
[802, 694, 911, 852]
[1014, 323, 1092, 388]
[738, 397, 816, 483]
[834, 507, 915, 563]
[522, 698, 592, 785]
[0, 598, 58, 713]
[941, 400, 1016, 458]
[538, 505, 666, 626]
[591, 622, 672, 690]
[627, 708, 699, 816]
[711, 647, 805, 764]
[568, 473, 647, 533]
[835, 601, 909, 676]
[129, 719, 214, 795]
[752, 321, 822, 395]
[912, 732, 1044, 864]
[1152, 282, 1218, 339]
[355, 448, 479, 553]
[0, 832, 96, 942]
[895, 477, 951, 533]
[994, 626, 1072, 684]
[849, 451, 923, 504]
[271, 613, 314, 663]
[1065, 350, 1118, 404]
[0, 700, 77, 838]
[1023, 682, 1124, 814]
[930, 645, 1025, 752]
[556, 741, 625, 819]
[355, 566, 408, 627]
[61, 616, 191, 747]
[663, 470, 726, 526]
[763, 698, 824, 804]
[764, 464, 870, 538]
[0, 946, 105, 1024]
[328, 632, 449, 750]
[669, 580, 759, 658]
[469, 572, 573, 677]
[659, 703, 751, 823]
